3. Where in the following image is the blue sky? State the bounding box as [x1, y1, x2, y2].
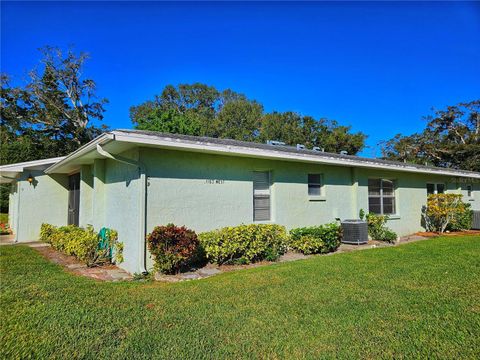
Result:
[2, 1, 479, 156]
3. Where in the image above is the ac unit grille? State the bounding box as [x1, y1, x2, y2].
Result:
[341, 220, 368, 245]
[473, 211, 480, 230]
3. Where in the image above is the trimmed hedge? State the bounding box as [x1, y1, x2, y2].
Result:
[199, 224, 288, 264]
[40, 223, 122, 266]
[147, 224, 203, 274]
[289, 223, 342, 254]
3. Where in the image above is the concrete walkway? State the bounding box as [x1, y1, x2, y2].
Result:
[0, 234, 15, 246]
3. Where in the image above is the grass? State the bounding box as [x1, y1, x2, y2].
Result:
[1, 236, 479, 359]
[0, 213, 8, 224]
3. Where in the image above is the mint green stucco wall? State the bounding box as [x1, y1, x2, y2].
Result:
[142, 148, 352, 234]
[14, 171, 69, 242]
[102, 150, 143, 274]
[79, 165, 94, 227]
[140, 148, 479, 240]
[8, 186, 17, 230]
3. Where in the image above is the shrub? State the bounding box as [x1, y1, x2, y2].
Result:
[447, 202, 473, 231]
[0, 222, 12, 235]
[147, 224, 202, 274]
[381, 229, 398, 243]
[423, 194, 472, 233]
[360, 211, 398, 243]
[288, 223, 341, 254]
[39, 223, 123, 266]
[40, 223, 56, 242]
[199, 224, 288, 265]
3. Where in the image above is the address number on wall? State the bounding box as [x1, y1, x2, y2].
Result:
[205, 179, 225, 184]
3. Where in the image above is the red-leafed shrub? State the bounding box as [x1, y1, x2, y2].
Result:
[147, 224, 203, 274]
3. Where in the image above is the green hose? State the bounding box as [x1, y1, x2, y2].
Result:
[97, 227, 112, 259]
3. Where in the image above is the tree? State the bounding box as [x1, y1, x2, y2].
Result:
[131, 83, 367, 154]
[381, 100, 480, 171]
[214, 99, 263, 141]
[1, 46, 108, 165]
[258, 112, 366, 154]
[1, 47, 108, 212]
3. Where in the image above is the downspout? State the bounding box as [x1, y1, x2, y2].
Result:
[96, 143, 148, 274]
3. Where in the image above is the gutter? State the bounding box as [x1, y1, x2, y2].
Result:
[96, 142, 148, 274]
[45, 134, 113, 174]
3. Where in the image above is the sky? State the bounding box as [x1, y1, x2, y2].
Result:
[2, 1, 480, 157]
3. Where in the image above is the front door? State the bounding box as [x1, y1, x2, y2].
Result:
[68, 173, 80, 226]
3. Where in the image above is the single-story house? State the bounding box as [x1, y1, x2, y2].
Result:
[1, 129, 479, 274]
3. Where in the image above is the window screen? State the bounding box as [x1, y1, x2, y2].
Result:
[368, 179, 396, 215]
[308, 174, 322, 196]
[253, 171, 270, 221]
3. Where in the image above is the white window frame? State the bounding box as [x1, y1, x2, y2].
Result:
[307, 173, 324, 197]
[368, 178, 397, 215]
[253, 171, 271, 222]
[427, 183, 446, 195]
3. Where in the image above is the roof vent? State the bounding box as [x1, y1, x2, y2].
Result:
[340, 150, 348, 155]
[312, 146, 324, 152]
[296, 144, 306, 150]
[266, 140, 286, 146]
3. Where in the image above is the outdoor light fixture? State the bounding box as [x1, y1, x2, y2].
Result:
[27, 174, 34, 185]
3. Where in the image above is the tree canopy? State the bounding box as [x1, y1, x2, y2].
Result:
[130, 83, 367, 154]
[1, 46, 108, 165]
[1, 46, 108, 212]
[381, 100, 480, 172]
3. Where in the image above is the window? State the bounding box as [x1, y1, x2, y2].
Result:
[308, 174, 323, 196]
[467, 185, 472, 198]
[253, 171, 270, 221]
[427, 183, 445, 195]
[368, 179, 396, 215]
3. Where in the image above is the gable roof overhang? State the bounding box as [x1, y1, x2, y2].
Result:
[44, 129, 480, 180]
[0, 157, 66, 183]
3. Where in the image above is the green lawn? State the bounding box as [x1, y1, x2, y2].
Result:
[1, 236, 479, 359]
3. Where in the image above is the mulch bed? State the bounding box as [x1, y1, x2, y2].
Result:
[30, 243, 132, 281]
[415, 230, 480, 238]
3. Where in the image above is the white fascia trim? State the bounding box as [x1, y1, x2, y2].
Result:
[0, 157, 65, 172]
[112, 131, 480, 179]
[45, 133, 114, 174]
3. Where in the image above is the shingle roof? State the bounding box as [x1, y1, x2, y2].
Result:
[115, 129, 480, 178]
